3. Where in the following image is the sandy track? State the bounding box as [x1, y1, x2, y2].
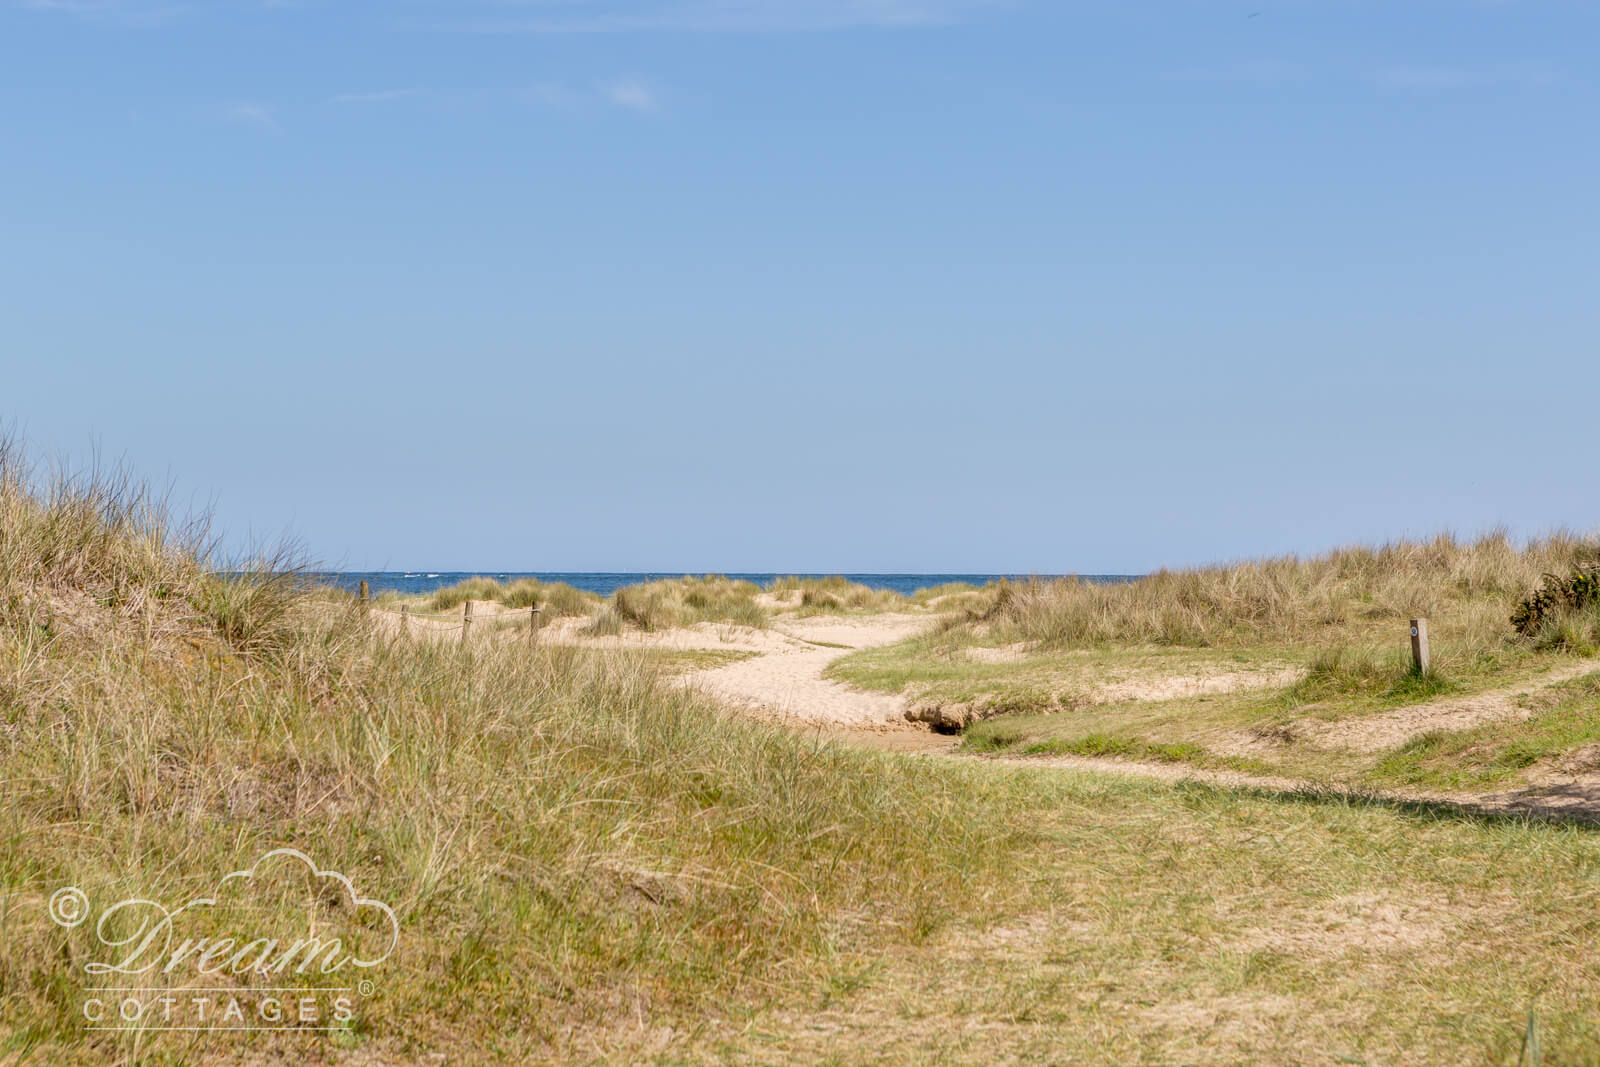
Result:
[961, 749, 1600, 823]
[1298, 659, 1600, 753]
[680, 620, 1600, 822]
[382, 601, 1600, 820]
[685, 614, 930, 728]
[372, 602, 932, 723]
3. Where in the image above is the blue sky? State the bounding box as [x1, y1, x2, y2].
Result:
[3, 0, 1596, 573]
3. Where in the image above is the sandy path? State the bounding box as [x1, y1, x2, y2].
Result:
[683, 624, 1600, 822]
[825, 744, 1600, 824]
[1297, 659, 1600, 753]
[380, 602, 1600, 820]
[1003, 751, 1600, 823]
[684, 614, 930, 728]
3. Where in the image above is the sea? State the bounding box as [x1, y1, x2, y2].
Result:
[312, 572, 1139, 598]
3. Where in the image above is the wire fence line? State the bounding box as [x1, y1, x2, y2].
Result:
[348, 581, 547, 642]
[377, 606, 544, 621]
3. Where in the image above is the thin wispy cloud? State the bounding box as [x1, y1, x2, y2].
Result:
[19, 0, 183, 24]
[328, 89, 424, 105]
[1164, 60, 1311, 86]
[320, 82, 658, 115]
[603, 79, 658, 112]
[415, 0, 1000, 34]
[21, 0, 115, 10]
[227, 103, 278, 130]
[22, 0, 1000, 32]
[1368, 62, 1560, 91]
[1160, 59, 1561, 94]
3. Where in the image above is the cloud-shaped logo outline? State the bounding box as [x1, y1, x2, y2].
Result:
[170, 848, 399, 969]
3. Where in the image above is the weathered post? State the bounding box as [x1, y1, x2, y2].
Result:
[400, 604, 409, 633]
[462, 600, 474, 643]
[528, 604, 541, 642]
[359, 580, 370, 616]
[1410, 617, 1430, 675]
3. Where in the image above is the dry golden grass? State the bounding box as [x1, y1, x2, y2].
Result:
[962, 533, 1600, 654]
[584, 575, 767, 633]
[9, 443, 1600, 1064]
[0, 446, 1033, 1062]
[420, 576, 600, 617]
[765, 576, 971, 616]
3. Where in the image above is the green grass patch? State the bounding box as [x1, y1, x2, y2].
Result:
[1279, 646, 1458, 711]
[1007, 732, 1210, 766]
[826, 634, 1289, 705]
[636, 647, 761, 675]
[17, 438, 1600, 1061]
[1370, 672, 1600, 789]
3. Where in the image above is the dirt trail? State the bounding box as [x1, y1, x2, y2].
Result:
[384, 602, 1600, 821]
[969, 750, 1600, 823]
[372, 601, 932, 719]
[684, 614, 929, 727]
[682, 621, 1600, 822]
[1298, 659, 1600, 753]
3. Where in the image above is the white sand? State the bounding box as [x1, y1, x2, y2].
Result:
[684, 614, 930, 728]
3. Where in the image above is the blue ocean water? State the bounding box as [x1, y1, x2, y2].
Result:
[313, 572, 1138, 598]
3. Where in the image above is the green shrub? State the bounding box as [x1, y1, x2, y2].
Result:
[1512, 567, 1600, 637]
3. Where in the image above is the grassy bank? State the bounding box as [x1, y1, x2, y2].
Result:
[0, 448, 1033, 1062]
[9, 447, 1600, 1062]
[714, 766, 1600, 1064]
[957, 534, 1599, 652]
[827, 535, 1600, 799]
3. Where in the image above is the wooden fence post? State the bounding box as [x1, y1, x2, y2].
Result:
[462, 600, 473, 643]
[528, 605, 541, 641]
[400, 604, 409, 633]
[1410, 618, 1430, 675]
[359, 580, 370, 616]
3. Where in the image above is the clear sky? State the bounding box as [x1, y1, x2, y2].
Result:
[3, 1, 1596, 573]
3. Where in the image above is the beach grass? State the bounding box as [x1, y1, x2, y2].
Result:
[9, 442, 1600, 1062]
[581, 575, 768, 634]
[0, 444, 1039, 1062]
[764, 576, 977, 616]
[420, 575, 602, 616]
[823, 535, 1600, 809]
[710, 767, 1600, 1064]
[828, 534, 1598, 731]
[1368, 669, 1600, 790]
[942, 533, 1599, 652]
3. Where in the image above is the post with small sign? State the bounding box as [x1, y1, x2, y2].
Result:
[1410, 617, 1430, 675]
